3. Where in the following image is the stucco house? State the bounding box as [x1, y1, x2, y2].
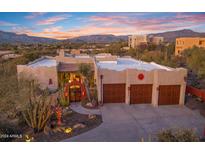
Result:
[17, 50, 187, 106]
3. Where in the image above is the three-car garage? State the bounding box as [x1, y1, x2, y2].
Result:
[97, 58, 187, 106]
[103, 83, 181, 105]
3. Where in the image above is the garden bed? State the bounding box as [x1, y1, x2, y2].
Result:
[13, 109, 102, 142]
[185, 95, 205, 118]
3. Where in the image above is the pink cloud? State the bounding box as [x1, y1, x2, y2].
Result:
[0, 21, 18, 26]
[37, 15, 69, 25]
[25, 12, 46, 19]
[15, 13, 205, 40]
[89, 13, 205, 33]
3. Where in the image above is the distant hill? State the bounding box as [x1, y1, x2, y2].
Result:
[148, 29, 205, 42]
[1, 29, 205, 44]
[0, 31, 58, 44]
[67, 34, 128, 43]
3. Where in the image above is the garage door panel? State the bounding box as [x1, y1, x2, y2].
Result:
[158, 85, 180, 105]
[103, 84, 125, 103]
[130, 84, 152, 104]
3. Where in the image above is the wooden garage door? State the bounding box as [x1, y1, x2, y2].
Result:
[158, 85, 180, 105]
[130, 84, 152, 104]
[103, 84, 125, 103]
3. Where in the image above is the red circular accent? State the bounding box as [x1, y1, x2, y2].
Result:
[138, 73, 144, 80]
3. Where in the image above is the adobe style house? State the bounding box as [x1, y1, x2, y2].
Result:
[128, 35, 147, 48]
[17, 50, 187, 106]
[175, 37, 205, 56]
[128, 35, 164, 48]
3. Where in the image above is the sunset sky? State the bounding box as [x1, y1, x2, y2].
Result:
[0, 12, 205, 39]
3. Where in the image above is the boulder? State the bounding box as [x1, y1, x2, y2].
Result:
[88, 114, 96, 120]
[86, 102, 93, 107]
[73, 123, 86, 129]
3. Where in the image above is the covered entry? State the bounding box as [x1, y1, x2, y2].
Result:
[103, 84, 125, 103]
[158, 85, 180, 105]
[130, 84, 152, 104]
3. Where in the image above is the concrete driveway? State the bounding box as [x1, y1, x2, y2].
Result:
[64, 104, 205, 142]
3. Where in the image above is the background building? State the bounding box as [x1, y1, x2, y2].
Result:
[128, 35, 147, 48]
[175, 37, 205, 56]
[149, 36, 164, 45]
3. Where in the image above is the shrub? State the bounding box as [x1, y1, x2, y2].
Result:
[158, 129, 199, 142]
[58, 88, 69, 107]
[22, 82, 52, 133]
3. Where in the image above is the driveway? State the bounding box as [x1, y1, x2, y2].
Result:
[64, 104, 205, 142]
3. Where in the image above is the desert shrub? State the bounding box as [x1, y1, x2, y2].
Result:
[158, 129, 199, 142]
[58, 88, 69, 107]
[22, 82, 52, 133]
[183, 47, 205, 78]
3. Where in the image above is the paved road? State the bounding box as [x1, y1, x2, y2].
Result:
[64, 104, 205, 142]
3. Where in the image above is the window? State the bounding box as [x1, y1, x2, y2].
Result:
[49, 78, 53, 85]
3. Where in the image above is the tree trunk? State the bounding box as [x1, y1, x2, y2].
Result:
[84, 78, 91, 102]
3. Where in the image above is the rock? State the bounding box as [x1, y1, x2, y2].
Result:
[73, 123, 86, 129]
[86, 102, 93, 107]
[196, 97, 202, 102]
[88, 114, 96, 120]
[200, 110, 205, 118]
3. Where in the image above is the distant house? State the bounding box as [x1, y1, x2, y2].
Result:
[149, 36, 164, 45]
[17, 49, 187, 106]
[128, 35, 147, 48]
[175, 37, 205, 56]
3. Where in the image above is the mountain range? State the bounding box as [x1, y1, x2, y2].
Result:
[0, 29, 205, 44]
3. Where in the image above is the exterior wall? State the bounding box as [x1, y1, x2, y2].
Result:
[128, 35, 147, 48]
[150, 37, 164, 45]
[96, 67, 187, 106]
[55, 55, 93, 64]
[17, 65, 58, 90]
[95, 56, 118, 62]
[55, 49, 93, 64]
[175, 37, 205, 56]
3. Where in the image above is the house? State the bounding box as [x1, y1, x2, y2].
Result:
[128, 35, 147, 48]
[95, 58, 187, 106]
[17, 50, 187, 106]
[149, 36, 164, 45]
[175, 37, 205, 56]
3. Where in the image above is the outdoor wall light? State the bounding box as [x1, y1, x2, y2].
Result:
[64, 127, 72, 134]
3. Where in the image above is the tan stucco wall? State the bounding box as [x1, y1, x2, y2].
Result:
[175, 37, 205, 56]
[95, 56, 118, 62]
[55, 56, 93, 64]
[17, 65, 58, 90]
[96, 67, 187, 106]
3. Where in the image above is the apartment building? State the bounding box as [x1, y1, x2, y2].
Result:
[128, 35, 147, 48]
[175, 37, 205, 56]
[149, 36, 164, 45]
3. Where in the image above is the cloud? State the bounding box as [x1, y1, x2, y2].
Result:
[37, 15, 69, 25]
[89, 13, 205, 33]
[0, 21, 18, 26]
[20, 25, 137, 40]
[7, 13, 205, 40]
[11, 26, 34, 34]
[25, 12, 46, 19]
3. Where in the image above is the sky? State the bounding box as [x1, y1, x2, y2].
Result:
[0, 12, 205, 40]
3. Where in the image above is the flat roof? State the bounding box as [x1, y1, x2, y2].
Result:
[28, 57, 57, 68]
[97, 58, 172, 71]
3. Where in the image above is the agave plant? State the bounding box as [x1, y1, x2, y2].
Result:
[22, 82, 52, 133]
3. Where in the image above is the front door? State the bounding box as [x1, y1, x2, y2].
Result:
[69, 85, 81, 102]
